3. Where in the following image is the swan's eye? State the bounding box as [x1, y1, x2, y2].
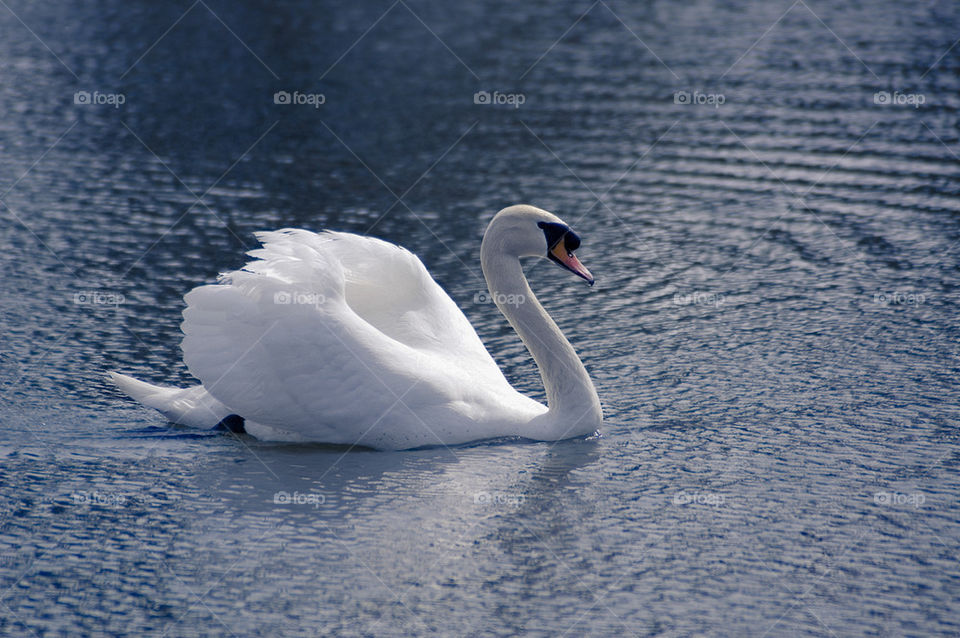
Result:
[537, 221, 582, 254]
[537, 221, 572, 252]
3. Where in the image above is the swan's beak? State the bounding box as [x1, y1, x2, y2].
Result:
[538, 220, 595, 285]
[549, 242, 595, 286]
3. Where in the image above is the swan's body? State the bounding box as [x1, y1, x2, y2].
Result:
[110, 205, 602, 449]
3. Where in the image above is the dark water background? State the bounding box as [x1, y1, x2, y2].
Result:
[1, 0, 959, 635]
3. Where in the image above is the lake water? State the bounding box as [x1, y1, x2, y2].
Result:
[1, 0, 959, 635]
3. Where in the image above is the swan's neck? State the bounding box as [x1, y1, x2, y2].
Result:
[480, 249, 602, 437]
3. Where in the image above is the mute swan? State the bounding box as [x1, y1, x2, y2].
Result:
[110, 205, 602, 449]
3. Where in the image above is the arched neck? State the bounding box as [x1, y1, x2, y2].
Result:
[480, 248, 602, 435]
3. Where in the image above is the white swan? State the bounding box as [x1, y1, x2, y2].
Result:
[110, 205, 602, 449]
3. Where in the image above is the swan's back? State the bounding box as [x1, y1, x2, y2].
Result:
[322, 232, 472, 352]
[180, 229, 538, 448]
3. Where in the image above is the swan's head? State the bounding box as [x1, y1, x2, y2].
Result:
[483, 205, 595, 285]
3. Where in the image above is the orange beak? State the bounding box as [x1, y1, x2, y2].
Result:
[550, 241, 594, 285]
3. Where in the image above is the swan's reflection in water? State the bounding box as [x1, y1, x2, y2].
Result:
[173, 436, 601, 630]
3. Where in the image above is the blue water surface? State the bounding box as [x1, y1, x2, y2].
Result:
[1, 1, 959, 635]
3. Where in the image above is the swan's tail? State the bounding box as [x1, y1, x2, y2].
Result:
[108, 372, 235, 429]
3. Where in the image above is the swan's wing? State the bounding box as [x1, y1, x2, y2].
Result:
[180, 229, 512, 443]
